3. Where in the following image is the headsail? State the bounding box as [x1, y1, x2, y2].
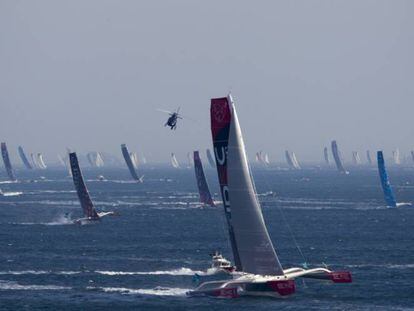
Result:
[206, 149, 216, 168]
[96, 152, 104, 167]
[211, 95, 284, 276]
[18, 146, 33, 169]
[121, 144, 141, 181]
[291, 152, 301, 169]
[1, 143, 16, 181]
[323, 147, 330, 165]
[193, 151, 215, 207]
[377, 151, 397, 208]
[366, 150, 372, 165]
[171, 153, 180, 168]
[69, 152, 99, 219]
[129, 152, 139, 169]
[331, 140, 348, 174]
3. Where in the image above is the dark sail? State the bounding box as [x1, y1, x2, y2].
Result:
[18, 146, 33, 169]
[121, 144, 140, 181]
[69, 152, 99, 219]
[1, 143, 16, 181]
[331, 140, 347, 173]
[193, 151, 215, 207]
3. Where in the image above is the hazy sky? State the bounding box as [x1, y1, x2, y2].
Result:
[1, 0, 413, 163]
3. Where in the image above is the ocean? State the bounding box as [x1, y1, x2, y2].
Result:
[0, 165, 413, 310]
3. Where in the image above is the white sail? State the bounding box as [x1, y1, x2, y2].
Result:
[212, 94, 284, 276]
[37, 153, 47, 169]
[171, 153, 180, 168]
[31, 153, 40, 169]
[290, 152, 301, 169]
[264, 153, 270, 165]
[96, 152, 104, 167]
[352, 151, 361, 165]
[392, 149, 401, 165]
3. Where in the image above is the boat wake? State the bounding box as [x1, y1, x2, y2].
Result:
[11, 214, 74, 226]
[0, 270, 79, 275]
[88, 286, 189, 296]
[2, 191, 23, 197]
[96, 267, 204, 276]
[0, 280, 71, 291]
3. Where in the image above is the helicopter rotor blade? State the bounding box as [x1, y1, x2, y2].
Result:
[156, 108, 174, 115]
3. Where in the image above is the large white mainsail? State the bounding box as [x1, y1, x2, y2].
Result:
[171, 153, 180, 168]
[211, 94, 283, 276]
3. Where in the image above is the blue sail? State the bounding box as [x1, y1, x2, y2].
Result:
[1, 142, 16, 181]
[377, 151, 397, 208]
[18, 146, 33, 169]
[69, 152, 99, 219]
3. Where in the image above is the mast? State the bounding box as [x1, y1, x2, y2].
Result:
[211, 95, 284, 275]
[1, 143, 16, 181]
[193, 151, 215, 207]
[69, 152, 99, 219]
[121, 144, 140, 181]
[18, 146, 33, 169]
[377, 151, 397, 208]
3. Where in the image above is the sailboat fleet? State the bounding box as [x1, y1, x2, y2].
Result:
[2, 93, 414, 300]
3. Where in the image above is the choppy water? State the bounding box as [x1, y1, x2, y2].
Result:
[0, 166, 414, 310]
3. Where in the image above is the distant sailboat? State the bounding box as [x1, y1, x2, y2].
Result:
[18, 146, 33, 169]
[331, 140, 348, 174]
[1, 143, 16, 181]
[37, 153, 47, 169]
[366, 150, 372, 165]
[188, 95, 351, 298]
[263, 153, 270, 166]
[193, 151, 215, 207]
[69, 152, 117, 224]
[392, 149, 401, 165]
[352, 151, 361, 165]
[285, 151, 300, 169]
[323, 147, 330, 165]
[206, 149, 216, 168]
[121, 144, 143, 182]
[171, 153, 180, 168]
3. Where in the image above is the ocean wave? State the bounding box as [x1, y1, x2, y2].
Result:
[88, 286, 188, 296]
[0, 280, 71, 291]
[10, 214, 74, 226]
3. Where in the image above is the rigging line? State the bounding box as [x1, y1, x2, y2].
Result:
[251, 163, 308, 266]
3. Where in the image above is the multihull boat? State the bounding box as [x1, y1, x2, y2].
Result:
[187, 95, 352, 298]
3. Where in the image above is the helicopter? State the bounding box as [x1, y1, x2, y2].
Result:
[157, 107, 183, 130]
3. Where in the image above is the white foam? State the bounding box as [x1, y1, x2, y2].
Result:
[96, 267, 203, 276]
[89, 286, 189, 296]
[0, 270, 80, 275]
[2, 192, 23, 197]
[0, 280, 70, 291]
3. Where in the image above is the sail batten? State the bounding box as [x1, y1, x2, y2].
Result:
[211, 95, 284, 276]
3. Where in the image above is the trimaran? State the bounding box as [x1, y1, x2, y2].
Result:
[187, 95, 352, 298]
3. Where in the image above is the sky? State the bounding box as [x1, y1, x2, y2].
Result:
[1, 0, 413, 164]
